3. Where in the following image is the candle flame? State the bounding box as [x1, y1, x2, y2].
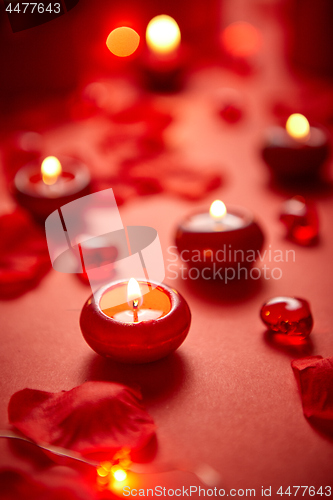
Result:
[286, 114, 310, 141]
[210, 200, 227, 221]
[106, 27, 140, 58]
[127, 278, 142, 305]
[41, 156, 62, 185]
[222, 21, 262, 58]
[146, 15, 181, 55]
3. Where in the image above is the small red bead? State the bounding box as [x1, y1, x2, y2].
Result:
[280, 196, 319, 246]
[260, 297, 313, 338]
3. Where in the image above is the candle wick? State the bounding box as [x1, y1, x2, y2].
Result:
[214, 218, 224, 232]
[133, 299, 139, 323]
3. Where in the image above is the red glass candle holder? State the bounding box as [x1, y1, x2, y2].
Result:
[262, 125, 330, 182]
[175, 205, 265, 277]
[139, 47, 188, 93]
[80, 280, 191, 363]
[13, 156, 91, 222]
[139, 14, 188, 93]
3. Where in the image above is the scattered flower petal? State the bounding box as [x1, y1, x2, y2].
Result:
[8, 382, 155, 456]
[291, 356, 333, 437]
[0, 209, 51, 299]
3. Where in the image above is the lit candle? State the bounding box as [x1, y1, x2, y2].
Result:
[262, 113, 330, 183]
[80, 279, 191, 363]
[220, 21, 262, 75]
[13, 155, 91, 222]
[140, 14, 186, 92]
[285, 114, 310, 142]
[113, 278, 163, 323]
[106, 27, 140, 58]
[175, 200, 265, 278]
[146, 15, 181, 56]
[41, 156, 62, 185]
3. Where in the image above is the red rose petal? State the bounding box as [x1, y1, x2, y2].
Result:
[0, 467, 94, 500]
[163, 167, 222, 201]
[0, 209, 51, 299]
[123, 159, 222, 201]
[291, 356, 333, 436]
[8, 381, 155, 456]
[136, 131, 165, 159]
[111, 100, 172, 131]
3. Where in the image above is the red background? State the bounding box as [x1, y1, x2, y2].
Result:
[0, 0, 333, 497]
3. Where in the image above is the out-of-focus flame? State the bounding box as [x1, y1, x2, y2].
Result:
[221, 22, 262, 58]
[41, 156, 62, 185]
[146, 15, 181, 55]
[106, 27, 140, 57]
[209, 200, 227, 221]
[286, 113, 310, 141]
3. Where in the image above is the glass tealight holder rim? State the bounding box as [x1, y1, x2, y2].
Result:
[14, 156, 91, 198]
[179, 204, 255, 233]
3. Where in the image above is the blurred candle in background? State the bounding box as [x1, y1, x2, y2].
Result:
[106, 27, 141, 58]
[41, 156, 62, 185]
[146, 15, 181, 56]
[262, 113, 330, 183]
[285, 113, 310, 142]
[13, 155, 91, 222]
[141, 14, 185, 91]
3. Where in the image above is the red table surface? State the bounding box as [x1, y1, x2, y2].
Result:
[1, 1, 333, 498]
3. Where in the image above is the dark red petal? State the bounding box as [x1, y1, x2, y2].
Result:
[291, 356, 333, 436]
[0, 209, 51, 299]
[219, 104, 243, 124]
[111, 100, 172, 131]
[8, 381, 155, 456]
[0, 467, 95, 500]
[163, 167, 222, 201]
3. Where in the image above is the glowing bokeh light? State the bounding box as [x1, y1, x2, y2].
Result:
[106, 27, 140, 57]
[146, 15, 181, 55]
[113, 469, 127, 482]
[97, 465, 109, 478]
[222, 22, 262, 58]
[41, 156, 62, 185]
[210, 200, 227, 220]
[286, 114, 310, 141]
